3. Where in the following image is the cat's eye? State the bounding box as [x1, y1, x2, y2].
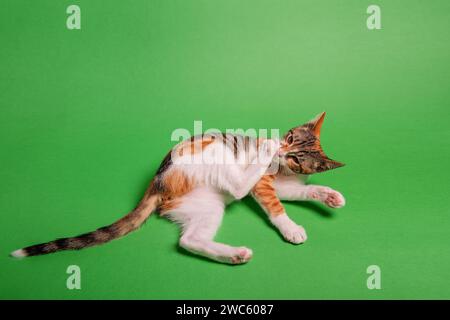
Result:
[288, 156, 300, 165]
[286, 134, 293, 144]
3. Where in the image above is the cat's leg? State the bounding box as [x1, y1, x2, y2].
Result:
[166, 187, 253, 264]
[251, 175, 307, 244]
[223, 139, 279, 200]
[273, 175, 345, 208]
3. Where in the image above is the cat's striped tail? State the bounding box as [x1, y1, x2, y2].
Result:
[10, 186, 160, 258]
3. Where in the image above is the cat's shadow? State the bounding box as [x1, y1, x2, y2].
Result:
[242, 196, 334, 225]
[136, 172, 334, 264]
[241, 197, 334, 244]
[168, 198, 334, 265]
[174, 244, 244, 266]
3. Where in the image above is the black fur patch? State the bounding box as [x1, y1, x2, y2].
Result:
[156, 151, 172, 175]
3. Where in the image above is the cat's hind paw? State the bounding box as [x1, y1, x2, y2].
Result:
[230, 247, 253, 264]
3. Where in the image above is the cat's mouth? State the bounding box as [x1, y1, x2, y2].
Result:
[277, 150, 287, 157]
[277, 144, 289, 157]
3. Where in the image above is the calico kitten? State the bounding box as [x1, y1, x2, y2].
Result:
[11, 112, 345, 264]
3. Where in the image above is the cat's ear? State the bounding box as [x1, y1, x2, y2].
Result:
[304, 112, 326, 137]
[323, 158, 345, 170]
[327, 159, 345, 169]
[301, 155, 345, 174]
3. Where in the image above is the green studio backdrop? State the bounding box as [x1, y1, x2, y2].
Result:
[1, 0, 449, 299]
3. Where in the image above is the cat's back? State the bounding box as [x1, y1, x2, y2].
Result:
[172, 132, 260, 167]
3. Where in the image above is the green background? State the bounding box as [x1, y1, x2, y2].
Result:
[1, 0, 449, 299]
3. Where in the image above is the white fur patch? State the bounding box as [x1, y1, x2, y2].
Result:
[270, 214, 307, 244]
[10, 249, 27, 258]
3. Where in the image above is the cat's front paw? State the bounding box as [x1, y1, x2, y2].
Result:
[281, 224, 307, 244]
[310, 187, 345, 208]
[270, 214, 307, 244]
[324, 191, 345, 208]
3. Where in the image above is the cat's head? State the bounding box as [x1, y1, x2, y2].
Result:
[279, 112, 345, 174]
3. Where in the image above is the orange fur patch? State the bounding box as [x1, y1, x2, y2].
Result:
[158, 169, 195, 215]
[162, 170, 194, 196]
[158, 197, 181, 215]
[178, 138, 214, 156]
[252, 175, 285, 216]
